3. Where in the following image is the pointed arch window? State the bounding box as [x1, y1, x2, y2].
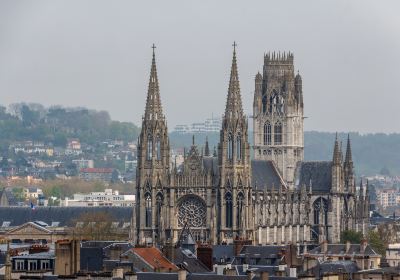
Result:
[145, 193, 152, 227]
[227, 134, 233, 160]
[225, 192, 233, 228]
[262, 94, 268, 113]
[156, 193, 163, 228]
[237, 192, 244, 229]
[147, 135, 153, 160]
[274, 122, 282, 145]
[264, 122, 272, 145]
[155, 135, 161, 160]
[236, 134, 242, 160]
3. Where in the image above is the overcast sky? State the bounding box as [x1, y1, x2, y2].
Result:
[1, 1, 399, 133]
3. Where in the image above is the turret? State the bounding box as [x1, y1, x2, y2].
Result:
[344, 134, 355, 193]
[204, 136, 210, 157]
[295, 71, 303, 108]
[332, 134, 343, 193]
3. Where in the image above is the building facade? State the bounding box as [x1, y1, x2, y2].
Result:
[134, 46, 369, 246]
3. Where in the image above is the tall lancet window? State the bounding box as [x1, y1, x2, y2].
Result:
[236, 134, 242, 160]
[274, 122, 282, 145]
[225, 192, 233, 228]
[264, 122, 272, 145]
[147, 135, 153, 160]
[262, 95, 268, 113]
[156, 193, 163, 228]
[145, 193, 152, 227]
[227, 134, 233, 160]
[237, 192, 244, 228]
[156, 136, 161, 160]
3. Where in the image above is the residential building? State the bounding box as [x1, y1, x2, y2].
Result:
[61, 189, 135, 207]
[23, 186, 43, 199]
[386, 243, 400, 267]
[79, 167, 116, 182]
[72, 159, 94, 169]
[377, 189, 399, 208]
[303, 240, 381, 272]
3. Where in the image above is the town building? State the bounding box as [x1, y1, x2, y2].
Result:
[386, 243, 400, 267]
[72, 159, 94, 169]
[23, 186, 43, 199]
[134, 46, 369, 246]
[79, 167, 116, 182]
[61, 189, 135, 207]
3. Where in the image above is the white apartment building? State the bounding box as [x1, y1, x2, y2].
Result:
[386, 244, 400, 267]
[61, 189, 135, 207]
[377, 189, 398, 208]
[173, 117, 222, 134]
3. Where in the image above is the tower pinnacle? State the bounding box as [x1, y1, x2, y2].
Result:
[333, 133, 341, 165]
[224, 42, 243, 119]
[144, 44, 163, 120]
[345, 134, 353, 164]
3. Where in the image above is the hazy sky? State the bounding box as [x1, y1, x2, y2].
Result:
[1, 1, 399, 133]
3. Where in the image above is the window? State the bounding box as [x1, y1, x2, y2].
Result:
[262, 95, 268, 113]
[15, 260, 24, 271]
[145, 193, 152, 227]
[28, 260, 37, 271]
[236, 135, 242, 160]
[227, 134, 233, 160]
[156, 136, 161, 160]
[237, 193, 244, 228]
[264, 122, 271, 145]
[41, 260, 50, 270]
[225, 192, 233, 228]
[147, 135, 153, 160]
[156, 193, 163, 228]
[274, 122, 282, 145]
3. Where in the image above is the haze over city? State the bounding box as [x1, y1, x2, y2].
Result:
[0, 0, 399, 133]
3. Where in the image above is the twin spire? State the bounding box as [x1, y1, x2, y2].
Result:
[144, 44, 163, 121]
[333, 133, 353, 165]
[225, 41, 244, 119]
[144, 42, 244, 122]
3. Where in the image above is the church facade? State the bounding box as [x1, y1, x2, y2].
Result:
[134, 46, 369, 246]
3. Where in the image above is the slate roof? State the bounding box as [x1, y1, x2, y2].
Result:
[251, 160, 285, 190]
[318, 260, 359, 274]
[308, 243, 379, 256]
[0, 187, 17, 206]
[213, 245, 234, 264]
[295, 161, 332, 193]
[233, 245, 285, 266]
[202, 157, 218, 175]
[0, 206, 133, 227]
[137, 272, 179, 280]
[170, 248, 211, 273]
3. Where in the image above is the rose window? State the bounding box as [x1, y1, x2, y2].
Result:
[178, 195, 206, 228]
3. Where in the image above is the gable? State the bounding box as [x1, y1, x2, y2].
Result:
[7, 222, 52, 235]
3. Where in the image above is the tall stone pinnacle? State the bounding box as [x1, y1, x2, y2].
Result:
[345, 134, 353, 165]
[144, 44, 163, 120]
[224, 42, 244, 119]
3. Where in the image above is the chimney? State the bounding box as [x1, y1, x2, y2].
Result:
[197, 245, 213, 270]
[260, 271, 269, 280]
[178, 269, 187, 280]
[246, 270, 254, 280]
[345, 240, 351, 253]
[360, 239, 368, 254]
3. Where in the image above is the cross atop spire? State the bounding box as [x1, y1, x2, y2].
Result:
[144, 44, 163, 121]
[224, 42, 244, 119]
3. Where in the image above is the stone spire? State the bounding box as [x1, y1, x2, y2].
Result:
[144, 44, 163, 120]
[333, 133, 341, 165]
[204, 136, 210, 156]
[224, 42, 244, 119]
[344, 134, 353, 165]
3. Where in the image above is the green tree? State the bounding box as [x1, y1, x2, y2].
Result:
[367, 230, 386, 256]
[340, 230, 363, 243]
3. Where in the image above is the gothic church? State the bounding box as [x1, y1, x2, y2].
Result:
[134, 45, 369, 246]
